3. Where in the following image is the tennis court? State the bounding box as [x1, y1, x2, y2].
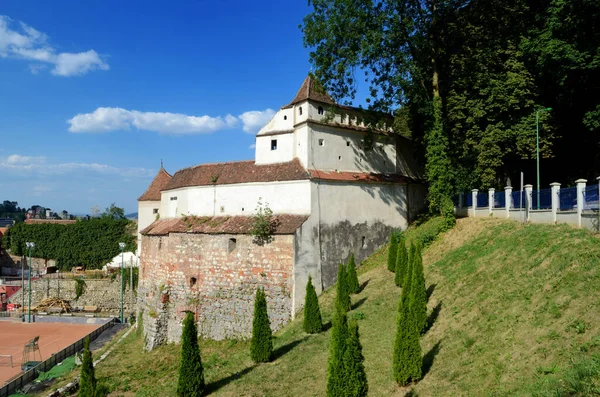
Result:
[0, 320, 100, 384]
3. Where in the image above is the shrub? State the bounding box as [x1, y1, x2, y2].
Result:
[177, 312, 205, 396]
[411, 244, 427, 333]
[343, 320, 368, 397]
[303, 276, 323, 334]
[393, 244, 422, 386]
[347, 252, 360, 294]
[326, 302, 348, 397]
[335, 263, 351, 314]
[74, 278, 87, 300]
[395, 237, 408, 287]
[250, 198, 274, 246]
[387, 231, 398, 272]
[79, 336, 96, 397]
[250, 288, 273, 363]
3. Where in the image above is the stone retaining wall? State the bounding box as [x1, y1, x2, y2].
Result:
[139, 233, 294, 348]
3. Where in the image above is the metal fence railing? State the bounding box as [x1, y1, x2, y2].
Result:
[493, 191, 506, 208]
[466, 193, 473, 207]
[584, 184, 599, 210]
[476, 193, 489, 208]
[532, 188, 553, 210]
[559, 186, 578, 211]
[511, 190, 525, 209]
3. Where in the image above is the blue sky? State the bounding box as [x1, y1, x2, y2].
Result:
[0, 0, 315, 214]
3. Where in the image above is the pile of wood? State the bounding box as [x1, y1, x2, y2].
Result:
[33, 298, 72, 313]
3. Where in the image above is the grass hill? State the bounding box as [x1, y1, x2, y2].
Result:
[33, 217, 600, 396]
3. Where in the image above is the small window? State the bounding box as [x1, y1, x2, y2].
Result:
[338, 156, 342, 161]
[318, 139, 325, 146]
[220, 206, 225, 213]
[299, 106, 303, 115]
[170, 196, 177, 201]
[361, 236, 366, 248]
[346, 141, 350, 147]
[228, 238, 237, 253]
[241, 207, 245, 212]
[189, 277, 197, 287]
[153, 208, 159, 214]
[271, 139, 277, 150]
[284, 115, 287, 120]
[318, 106, 324, 115]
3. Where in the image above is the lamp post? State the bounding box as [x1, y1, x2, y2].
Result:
[129, 256, 134, 320]
[119, 242, 126, 323]
[536, 107, 552, 209]
[25, 242, 35, 323]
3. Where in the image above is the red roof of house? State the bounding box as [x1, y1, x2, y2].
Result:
[282, 75, 336, 109]
[138, 167, 172, 201]
[162, 159, 310, 191]
[141, 214, 308, 236]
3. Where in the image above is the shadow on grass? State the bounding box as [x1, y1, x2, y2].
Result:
[272, 336, 309, 361]
[405, 389, 420, 397]
[359, 279, 370, 293]
[205, 364, 257, 394]
[322, 321, 332, 332]
[352, 297, 368, 310]
[206, 337, 309, 393]
[426, 283, 437, 302]
[422, 340, 442, 377]
[423, 302, 442, 335]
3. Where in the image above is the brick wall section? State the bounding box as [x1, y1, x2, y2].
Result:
[139, 233, 294, 347]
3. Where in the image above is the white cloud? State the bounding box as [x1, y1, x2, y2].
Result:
[0, 154, 153, 178]
[67, 107, 275, 135]
[0, 15, 108, 76]
[238, 109, 276, 133]
[249, 144, 256, 149]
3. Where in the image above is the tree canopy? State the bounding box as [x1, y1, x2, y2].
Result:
[303, 0, 600, 203]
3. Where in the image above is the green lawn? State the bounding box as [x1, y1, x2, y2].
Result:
[32, 217, 600, 396]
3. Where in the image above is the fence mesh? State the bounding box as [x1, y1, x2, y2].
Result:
[559, 186, 578, 211]
[511, 190, 525, 209]
[476, 192, 488, 208]
[532, 188, 553, 210]
[466, 193, 473, 207]
[584, 184, 599, 210]
[493, 191, 506, 208]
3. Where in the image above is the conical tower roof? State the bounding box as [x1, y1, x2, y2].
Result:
[138, 165, 172, 201]
[282, 74, 336, 108]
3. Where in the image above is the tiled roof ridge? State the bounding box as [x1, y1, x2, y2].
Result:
[180, 159, 255, 172]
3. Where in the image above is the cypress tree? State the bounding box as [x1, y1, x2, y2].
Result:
[177, 312, 205, 397]
[335, 263, 351, 314]
[250, 288, 273, 363]
[79, 336, 96, 397]
[395, 237, 408, 287]
[303, 276, 323, 334]
[387, 231, 398, 272]
[343, 320, 368, 397]
[347, 252, 360, 294]
[392, 260, 422, 386]
[326, 296, 349, 396]
[411, 244, 428, 334]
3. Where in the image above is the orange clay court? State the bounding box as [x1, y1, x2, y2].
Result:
[0, 320, 100, 384]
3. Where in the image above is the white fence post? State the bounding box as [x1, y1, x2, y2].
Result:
[576, 179, 587, 228]
[505, 186, 512, 219]
[472, 189, 478, 217]
[550, 182, 560, 224]
[524, 184, 533, 222]
[488, 188, 495, 216]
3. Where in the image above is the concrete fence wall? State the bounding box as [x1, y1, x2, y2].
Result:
[456, 178, 600, 232]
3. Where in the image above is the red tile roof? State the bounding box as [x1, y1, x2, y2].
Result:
[24, 219, 76, 225]
[310, 169, 409, 184]
[163, 159, 310, 191]
[282, 75, 336, 108]
[141, 214, 308, 236]
[138, 167, 172, 201]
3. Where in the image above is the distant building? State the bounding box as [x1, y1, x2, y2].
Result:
[137, 75, 426, 346]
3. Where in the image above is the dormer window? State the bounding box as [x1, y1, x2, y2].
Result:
[271, 139, 278, 150]
[318, 106, 324, 115]
[299, 106, 303, 116]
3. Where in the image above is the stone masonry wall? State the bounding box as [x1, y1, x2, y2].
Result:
[139, 233, 294, 349]
[9, 277, 136, 314]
